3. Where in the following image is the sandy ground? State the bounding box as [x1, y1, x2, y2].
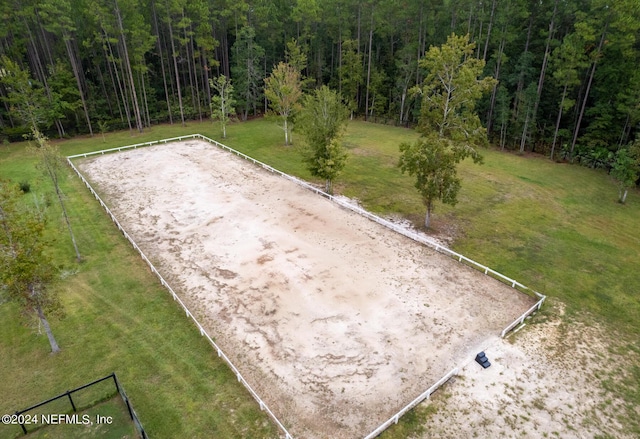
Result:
[77, 140, 535, 439]
[415, 303, 637, 439]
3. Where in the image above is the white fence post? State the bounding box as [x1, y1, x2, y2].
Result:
[67, 151, 295, 439]
[68, 134, 548, 439]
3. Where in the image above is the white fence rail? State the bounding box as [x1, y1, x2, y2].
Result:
[363, 367, 459, 439]
[68, 133, 546, 439]
[65, 156, 294, 439]
[500, 298, 545, 338]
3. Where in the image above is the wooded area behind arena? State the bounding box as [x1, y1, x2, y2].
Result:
[1, 0, 639, 164]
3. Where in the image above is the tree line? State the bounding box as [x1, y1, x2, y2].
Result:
[1, 0, 639, 160]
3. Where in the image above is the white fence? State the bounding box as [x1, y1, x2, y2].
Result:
[68, 133, 546, 439]
[363, 367, 458, 439]
[65, 154, 294, 439]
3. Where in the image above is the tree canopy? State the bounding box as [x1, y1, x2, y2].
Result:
[0, 0, 639, 197]
[210, 75, 236, 139]
[0, 180, 62, 353]
[400, 34, 494, 228]
[296, 85, 349, 194]
[264, 62, 302, 145]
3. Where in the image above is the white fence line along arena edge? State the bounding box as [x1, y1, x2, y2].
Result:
[67, 134, 546, 439]
[66, 154, 294, 439]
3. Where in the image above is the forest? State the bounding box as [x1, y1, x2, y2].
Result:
[1, 0, 639, 169]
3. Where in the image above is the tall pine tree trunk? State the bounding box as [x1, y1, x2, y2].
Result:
[167, 14, 185, 126]
[365, 7, 374, 120]
[514, 15, 534, 120]
[103, 37, 130, 128]
[526, 0, 557, 152]
[152, 0, 172, 124]
[115, 0, 143, 133]
[551, 84, 568, 160]
[24, 20, 64, 138]
[487, 33, 505, 135]
[482, 0, 497, 61]
[64, 37, 93, 136]
[570, 20, 609, 157]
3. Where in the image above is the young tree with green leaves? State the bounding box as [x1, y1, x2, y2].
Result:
[209, 75, 236, 139]
[611, 143, 640, 204]
[30, 128, 82, 261]
[285, 39, 310, 85]
[400, 33, 494, 228]
[399, 135, 461, 229]
[296, 86, 349, 194]
[415, 33, 497, 146]
[0, 59, 82, 260]
[0, 56, 51, 131]
[0, 180, 62, 353]
[264, 62, 302, 146]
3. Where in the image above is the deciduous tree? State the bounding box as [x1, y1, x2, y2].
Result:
[296, 85, 348, 194]
[415, 33, 496, 147]
[400, 33, 493, 228]
[30, 128, 81, 261]
[264, 62, 302, 145]
[209, 74, 235, 138]
[0, 180, 62, 354]
[0, 56, 51, 130]
[611, 143, 640, 204]
[399, 135, 461, 229]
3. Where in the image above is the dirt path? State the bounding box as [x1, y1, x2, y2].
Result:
[78, 140, 535, 438]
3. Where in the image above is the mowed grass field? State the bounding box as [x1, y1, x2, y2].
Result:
[1, 118, 639, 438]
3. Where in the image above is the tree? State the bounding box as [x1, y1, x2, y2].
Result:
[570, 0, 640, 157]
[38, 0, 94, 136]
[296, 86, 349, 194]
[209, 75, 235, 138]
[415, 33, 496, 146]
[400, 33, 494, 228]
[0, 59, 82, 260]
[338, 39, 363, 119]
[0, 56, 51, 131]
[285, 38, 310, 88]
[399, 135, 461, 229]
[30, 129, 82, 261]
[0, 180, 62, 353]
[549, 32, 587, 160]
[264, 62, 302, 145]
[231, 26, 264, 120]
[610, 143, 640, 204]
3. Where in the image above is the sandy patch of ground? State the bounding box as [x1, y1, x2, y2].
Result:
[415, 302, 637, 438]
[77, 140, 536, 439]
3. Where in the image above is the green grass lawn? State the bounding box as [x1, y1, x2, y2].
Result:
[1, 117, 638, 438]
[0, 123, 280, 438]
[8, 396, 138, 439]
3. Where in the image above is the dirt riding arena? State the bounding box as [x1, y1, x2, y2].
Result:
[77, 140, 536, 438]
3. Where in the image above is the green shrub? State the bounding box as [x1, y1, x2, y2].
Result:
[18, 181, 30, 193]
